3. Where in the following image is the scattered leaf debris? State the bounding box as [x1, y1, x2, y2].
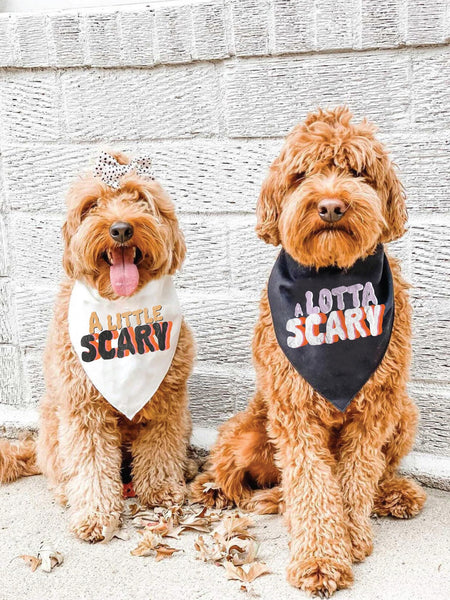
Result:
[215, 514, 256, 541]
[224, 561, 271, 583]
[131, 530, 183, 561]
[193, 510, 271, 584]
[202, 481, 221, 493]
[38, 542, 64, 572]
[131, 531, 164, 557]
[100, 516, 130, 543]
[12, 497, 272, 588]
[155, 545, 182, 562]
[127, 501, 271, 584]
[15, 542, 64, 574]
[19, 555, 42, 572]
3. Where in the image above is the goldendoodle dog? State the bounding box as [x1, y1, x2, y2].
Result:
[0, 151, 195, 542]
[191, 107, 426, 595]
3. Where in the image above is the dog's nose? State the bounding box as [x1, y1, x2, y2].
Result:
[109, 221, 134, 243]
[317, 198, 347, 223]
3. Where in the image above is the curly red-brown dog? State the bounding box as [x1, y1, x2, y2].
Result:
[0, 151, 195, 542]
[191, 107, 426, 595]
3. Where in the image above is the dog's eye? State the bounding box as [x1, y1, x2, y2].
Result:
[80, 200, 98, 220]
[291, 172, 305, 186]
[349, 168, 364, 178]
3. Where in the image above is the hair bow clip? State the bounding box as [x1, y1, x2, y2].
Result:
[94, 152, 155, 189]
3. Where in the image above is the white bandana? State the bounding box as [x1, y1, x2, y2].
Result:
[68, 276, 182, 419]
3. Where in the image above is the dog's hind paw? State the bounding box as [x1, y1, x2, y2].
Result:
[373, 477, 426, 519]
[239, 487, 282, 515]
[287, 556, 353, 596]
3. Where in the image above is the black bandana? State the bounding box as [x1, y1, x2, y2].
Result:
[268, 245, 394, 411]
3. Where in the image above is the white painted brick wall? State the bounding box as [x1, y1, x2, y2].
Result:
[0, 1, 449, 464]
[315, 0, 356, 51]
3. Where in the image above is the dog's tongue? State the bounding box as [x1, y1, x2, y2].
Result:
[110, 247, 139, 296]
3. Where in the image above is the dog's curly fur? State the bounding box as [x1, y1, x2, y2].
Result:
[191, 107, 426, 595]
[0, 152, 195, 542]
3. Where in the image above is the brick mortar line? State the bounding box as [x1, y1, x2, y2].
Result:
[0, 39, 449, 73]
[8, 279, 450, 298]
[2, 129, 450, 147]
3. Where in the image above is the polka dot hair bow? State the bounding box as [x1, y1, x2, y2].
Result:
[94, 152, 155, 189]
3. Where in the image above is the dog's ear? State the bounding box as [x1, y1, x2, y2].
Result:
[380, 158, 408, 243]
[256, 162, 284, 246]
[161, 204, 186, 274]
[62, 178, 104, 278]
[61, 220, 75, 277]
[167, 224, 186, 275]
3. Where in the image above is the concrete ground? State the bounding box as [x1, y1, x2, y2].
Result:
[0, 476, 448, 600]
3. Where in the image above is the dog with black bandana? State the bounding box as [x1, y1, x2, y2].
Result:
[191, 106, 426, 596]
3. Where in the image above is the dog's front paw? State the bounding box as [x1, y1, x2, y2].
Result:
[139, 480, 187, 507]
[348, 520, 373, 563]
[287, 556, 353, 596]
[70, 510, 121, 543]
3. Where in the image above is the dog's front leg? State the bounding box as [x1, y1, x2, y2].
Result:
[336, 419, 387, 562]
[131, 416, 188, 507]
[270, 410, 353, 596]
[59, 397, 123, 543]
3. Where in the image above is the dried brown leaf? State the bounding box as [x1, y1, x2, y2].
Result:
[100, 518, 129, 543]
[215, 514, 255, 541]
[177, 523, 211, 534]
[202, 481, 221, 493]
[131, 532, 163, 557]
[194, 535, 226, 563]
[154, 505, 184, 525]
[155, 545, 182, 562]
[19, 555, 41, 572]
[224, 561, 271, 583]
[38, 542, 64, 572]
[176, 507, 212, 534]
[208, 510, 223, 523]
[130, 507, 158, 527]
[131, 528, 182, 561]
[133, 517, 159, 529]
[226, 538, 259, 566]
[144, 518, 175, 537]
[180, 509, 209, 526]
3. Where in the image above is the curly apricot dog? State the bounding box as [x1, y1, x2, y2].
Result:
[0, 152, 195, 542]
[191, 107, 426, 595]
